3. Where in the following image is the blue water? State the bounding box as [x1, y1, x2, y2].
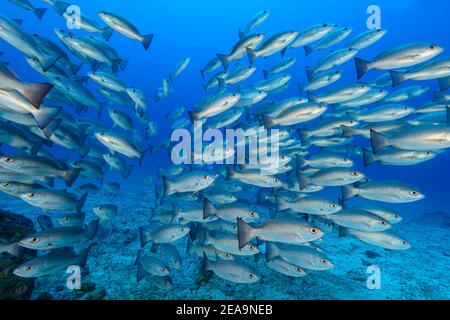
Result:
[1, 0, 450, 300]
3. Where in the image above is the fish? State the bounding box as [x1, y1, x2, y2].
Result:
[203, 198, 260, 223]
[19, 220, 99, 250]
[311, 48, 358, 74]
[237, 216, 324, 249]
[202, 254, 260, 284]
[287, 23, 336, 50]
[239, 10, 270, 38]
[93, 204, 118, 220]
[299, 70, 341, 93]
[297, 168, 365, 189]
[135, 250, 170, 278]
[390, 57, 450, 87]
[263, 57, 296, 78]
[95, 130, 146, 163]
[226, 168, 283, 188]
[339, 228, 411, 250]
[189, 92, 241, 122]
[341, 180, 425, 203]
[246, 31, 298, 64]
[200, 56, 221, 79]
[20, 189, 87, 212]
[217, 34, 264, 70]
[204, 231, 260, 256]
[355, 43, 443, 79]
[8, 0, 47, 20]
[304, 26, 352, 56]
[68, 159, 104, 180]
[163, 171, 218, 196]
[98, 11, 153, 50]
[159, 243, 181, 270]
[275, 194, 342, 216]
[325, 208, 391, 232]
[266, 257, 307, 277]
[139, 224, 190, 249]
[13, 244, 95, 278]
[57, 212, 86, 227]
[0, 181, 46, 197]
[62, 7, 113, 41]
[261, 103, 327, 129]
[344, 29, 387, 50]
[362, 148, 437, 166]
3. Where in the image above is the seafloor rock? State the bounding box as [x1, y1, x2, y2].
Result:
[0, 210, 36, 300]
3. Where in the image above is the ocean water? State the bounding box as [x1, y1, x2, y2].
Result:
[0, 0, 449, 300]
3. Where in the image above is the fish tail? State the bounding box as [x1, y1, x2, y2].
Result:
[70, 62, 83, 75]
[355, 58, 369, 80]
[102, 27, 113, 41]
[304, 46, 313, 56]
[370, 129, 389, 154]
[34, 7, 47, 20]
[305, 66, 314, 81]
[76, 242, 97, 267]
[432, 91, 445, 101]
[237, 217, 255, 250]
[136, 264, 146, 283]
[390, 70, 407, 88]
[341, 125, 355, 138]
[84, 220, 99, 240]
[52, 1, 69, 15]
[63, 168, 81, 187]
[225, 166, 236, 181]
[280, 47, 287, 58]
[275, 195, 290, 212]
[438, 76, 450, 92]
[362, 147, 377, 167]
[296, 155, 306, 169]
[341, 184, 359, 201]
[338, 226, 350, 238]
[32, 106, 61, 129]
[120, 58, 129, 71]
[261, 115, 277, 129]
[123, 165, 134, 180]
[297, 130, 310, 143]
[217, 54, 231, 70]
[263, 70, 269, 79]
[22, 82, 54, 108]
[77, 193, 88, 213]
[0, 241, 23, 259]
[141, 34, 154, 51]
[139, 226, 153, 248]
[296, 171, 309, 190]
[39, 54, 60, 72]
[246, 47, 258, 65]
[79, 145, 91, 159]
[111, 59, 122, 73]
[297, 83, 304, 95]
[307, 91, 319, 103]
[188, 111, 200, 123]
[163, 176, 175, 196]
[203, 197, 216, 220]
[134, 249, 143, 266]
[201, 253, 211, 274]
[265, 242, 280, 262]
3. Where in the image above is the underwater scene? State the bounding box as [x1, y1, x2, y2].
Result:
[0, 0, 449, 301]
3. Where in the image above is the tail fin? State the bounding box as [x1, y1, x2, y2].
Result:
[237, 217, 255, 250]
[84, 220, 99, 240]
[390, 71, 407, 88]
[123, 165, 134, 180]
[432, 91, 445, 102]
[77, 193, 88, 213]
[134, 249, 143, 266]
[139, 226, 153, 248]
[341, 184, 359, 201]
[39, 55, 60, 72]
[22, 83, 53, 108]
[225, 166, 236, 181]
[280, 48, 287, 58]
[261, 115, 277, 129]
[217, 54, 231, 70]
[246, 47, 258, 65]
[200, 69, 205, 80]
[362, 148, 377, 167]
[76, 243, 97, 267]
[63, 169, 81, 187]
[119, 59, 129, 71]
[102, 27, 113, 41]
[37, 215, 53, 230]
[341, 125, 355, 138]
[52, 1, 69, 15]
[338, 226, 350, 238]
[265, 242, 280, 262]
[34, 8, 47, 20]
[298, 130, 310, 143]
[296, 156, 306, 169]
[297, 172, 309, 190]
[203, 197, 216, 220]
[42, 118, 62, 138]
[297, 83, 304, 95]
[305, 66, 315, 81]
[163, 176, 174, 196]
[370, 129, 389, 154]
[438, 76, 450, 92]
[141, 34, 154, 51]
[32, 106, 61, 129]
[70, 62, 83, 75]
[188, 111, 200, 123]
[263, 70, 269, 79]
[307, 91, 319, 103]
[275, 196, 291, 212]
[136, 264, 146, 282]
[355, 58, 369, 80]
[304, 46, 313, 56]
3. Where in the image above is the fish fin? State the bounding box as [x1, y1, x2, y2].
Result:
[305, 66, 315, 81]
[225, 166, 236, 181]
[77, 193, 88, 213]
[136, 264, 146, 283]
[34, 7, 47, 20]
[163, 176, 175, 196]
[275, 195, 290, 212]
[76, 243, 97, 267]
[296, 156, 306, 169]
[296, 172, 309, 190]
[390, 70, 407, 88]
[22, 83, 53, 108]
[70, 62, 83, 75]
[261, 115, 277, 130]
[304, 46, 313, 56]
[216, 54, 230, 70]
[341, 184, 358, 201]
[119, 58, 129, 71]
[123, 165, 134, 180]
[12, 19, 23, 25]
[52, 1, 69, 15]
[0, 241, 24, 259]
[199, 69, 206, 80]
[79, 146, 91, 159]
[263, 70, 269, 79]
[362, 148, 377, 167]
[432, 91, 444, 102]
[201, 252, 211, 274]
[39, 55, 60, 72]
[84, 220, 99, 240]
[217, 77, 226, 89]
[134, 249, 143, 266]
[30, 142, 43, 155]
[203, 197, 216, 220]
[32, 106, 61, 129]
[150, 243, 159, 253]
[297, 130, 310, 143]
[297, 83, 304, 95]
[355, 58, 369, 80]
[447, 106, 450, 126]
[438, 76, 450, 92]
[139, 148, 147, 166]
[265, 242, 280, 262]
[102, 27, 113, 41]
[341, 125, 355, 138]
[237, 217, 255, 250]
[139, 226, 153, 248]
[338, 226, 349, 238]
[246, 47, 257, 65]
[63, 169, 81, 187]
[37, 215, 53, 230]
[307, 91, 319, 103]
[141, 34, 154, 51]
[111, 59, 122, 73]
[280, 48, 287, 58]
[188, 111, 200, 123]
[370, 129, 388, 154]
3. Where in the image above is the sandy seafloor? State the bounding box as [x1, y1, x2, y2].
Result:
[1, 187, 449, 301]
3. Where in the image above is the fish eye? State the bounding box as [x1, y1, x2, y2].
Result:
[377, 29, 382, 32]
[296, 267, 303, 272]
[27, 193, 37, 198]
[430, 45, 437, 50]
[380, 220, 387, 225]
[273, 179, 280, 183]
[203, 176, 208, 179]
[249, 211, 256, 217]
[323, 24, 328, 28]
[351, 171, 360, 176]
[64, 216, 71, 221]
[161, 267, 168, 273]
[30, 237, 40, 243]
[410, 191, 420, 196]
[394, 214, 400, 219]
[179, 228, 185, 233]
[330, 204, 337, 208]
[249, 245, 255, 250]
[321, 259, 328, 265]
[402, 240, 409, 246]
[25, 265, 34, 271]
[248, 273, 255, 279]
[4, 157, 14, 163]
[310, 228, 319, 234]
[2, 183, 11, 187]
[348, 48, 353, 52]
